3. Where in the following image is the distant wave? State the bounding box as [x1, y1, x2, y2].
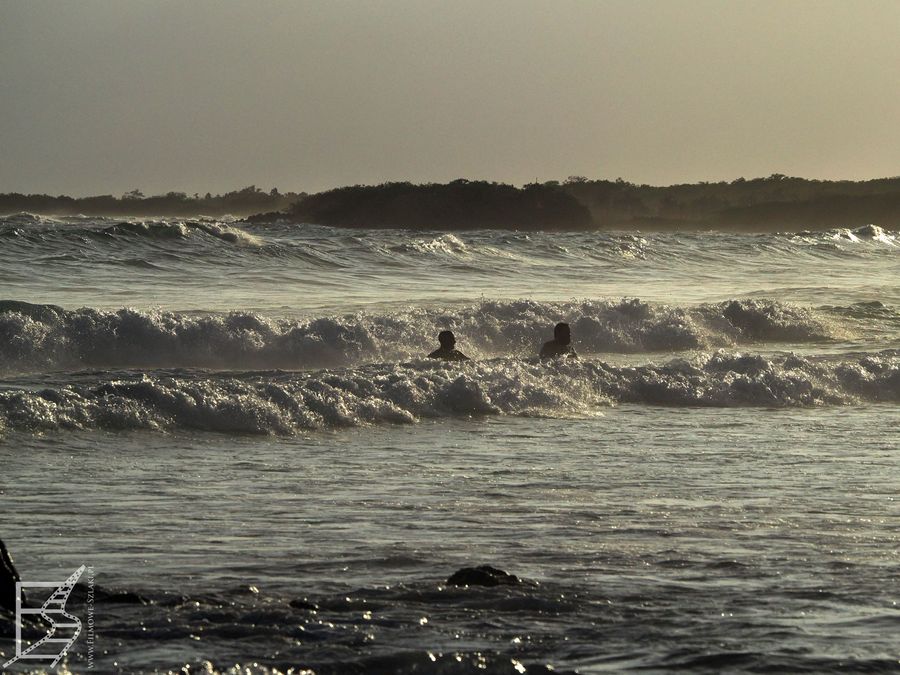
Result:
[0, 298, 855, 374]
[0, 215, 261, 247]
[99, 220, 262, 246]
[787, 224, 898, 249]
[1, 216, 896, 266]
[1, 352, 897, 433]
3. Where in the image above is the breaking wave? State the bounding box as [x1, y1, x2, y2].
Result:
[100, 219, 262, 246]
[816, 224, 897, 246]
[3, 217, 896, 267]
[0, 298, 849, 374]
[0, 215, 261, 247]
[1, 352, 897, 433]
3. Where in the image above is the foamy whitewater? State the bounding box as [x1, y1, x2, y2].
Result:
[1, 215, 898, 673]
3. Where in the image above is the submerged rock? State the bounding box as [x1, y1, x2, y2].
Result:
[446, 565, 520, 587]
[69, 583, 149, 605]
[289, 598, 319, 611]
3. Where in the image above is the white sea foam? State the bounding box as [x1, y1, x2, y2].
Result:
[100, 220, 262, 246]
[812, 224, 898, 246]
[1, 352, 896, 433]
[0, 298, 845, 374]
[390, 233, 470, 255]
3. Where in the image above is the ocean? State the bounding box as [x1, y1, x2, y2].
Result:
[1, 214, 898, 673]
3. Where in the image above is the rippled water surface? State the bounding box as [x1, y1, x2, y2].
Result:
[1, 215, 898, 311]
[1, 214, 898, 673]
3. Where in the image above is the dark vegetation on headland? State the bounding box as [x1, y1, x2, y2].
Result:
[249, 175, 900, 231]
[561, 174, 900, 231]
[4, 175, 900, 231]
[252, 180, 594, 230]
[0, 186, 303, 218]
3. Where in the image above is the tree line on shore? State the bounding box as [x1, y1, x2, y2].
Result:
[4, 174, 900, 230]
[0, 185, 303, 218]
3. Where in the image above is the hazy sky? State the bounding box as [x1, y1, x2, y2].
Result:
[2, 0, 899, 196]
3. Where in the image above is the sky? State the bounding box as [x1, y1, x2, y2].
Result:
[1, 0, 899, 196]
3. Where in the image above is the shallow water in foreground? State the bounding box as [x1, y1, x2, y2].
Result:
[4, 408, 899, 673]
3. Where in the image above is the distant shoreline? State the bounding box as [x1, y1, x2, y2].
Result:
[3, 175, 900, 231]
[0, 186, 304, 219]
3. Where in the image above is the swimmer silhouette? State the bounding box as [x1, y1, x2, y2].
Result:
[540, 322, 577, 359]
[428, 330, 470, 361]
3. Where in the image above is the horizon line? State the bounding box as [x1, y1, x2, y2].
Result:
[6, 172, 900, 200]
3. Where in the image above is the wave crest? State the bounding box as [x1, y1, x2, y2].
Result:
[101, 220, 262, 246]
[0, 298, 845, 374]
[1, 352, 897, 433]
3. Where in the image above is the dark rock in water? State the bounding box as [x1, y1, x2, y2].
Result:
[243, 210, 290, 224]
[98, 589, 149, 605]
[289, 598, 319, 611]
[446, 565, 520, 587]
[158, 593, 191, 607]
[69, 583, 150, 605]
[0, 539, 24, 612]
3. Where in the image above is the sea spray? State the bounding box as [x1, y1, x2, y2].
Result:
[1, 352, 897, 433]
[0, 298, 846, 374]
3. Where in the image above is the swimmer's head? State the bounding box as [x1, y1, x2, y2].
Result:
[438, 330, 456, 349]
[554, 322, 571, 345]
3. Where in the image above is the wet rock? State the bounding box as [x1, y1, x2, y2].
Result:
[66, 582, 150, 605]
[446, 565, 520, 587]
[289, 598, 319, 611]
[0, 539, 24, 612]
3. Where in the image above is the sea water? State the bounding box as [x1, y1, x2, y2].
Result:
[1, 215, 898, 673]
